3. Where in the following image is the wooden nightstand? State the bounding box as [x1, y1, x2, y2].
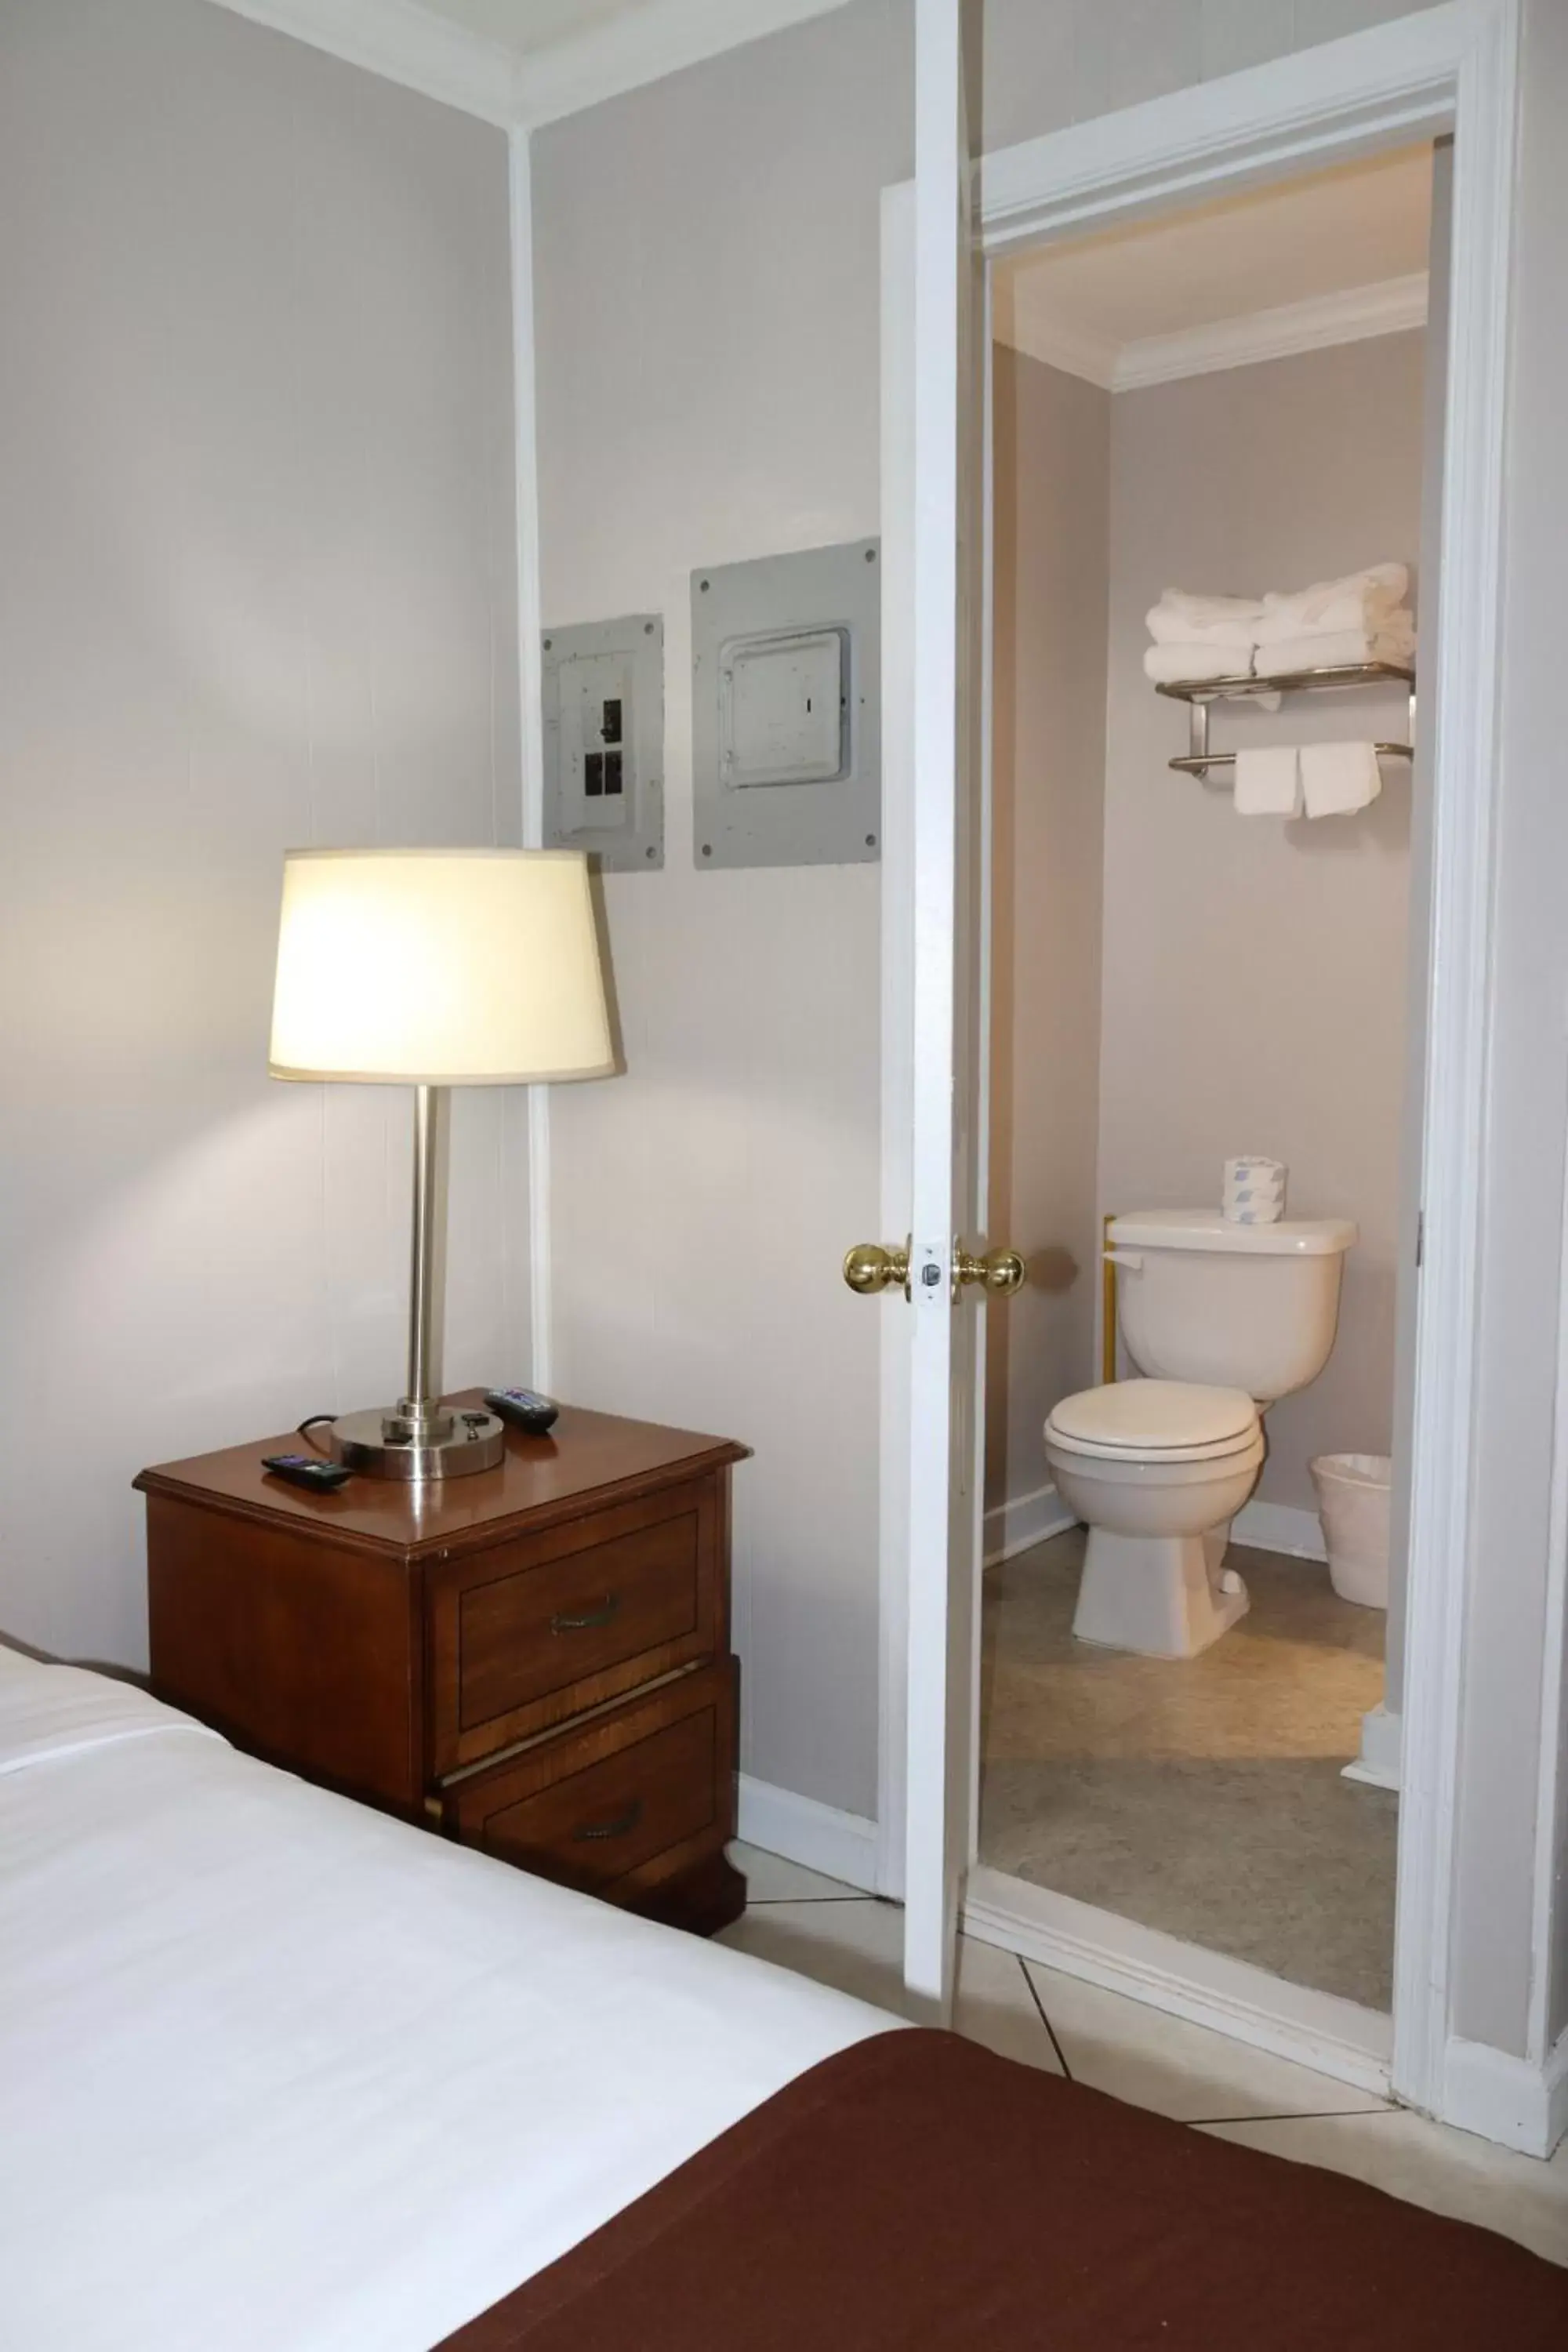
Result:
[136, 1397, 750, 1936]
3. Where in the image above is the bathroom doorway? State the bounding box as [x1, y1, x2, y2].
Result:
[971, 140, 1448, 2053]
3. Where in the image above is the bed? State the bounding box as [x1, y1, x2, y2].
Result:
[4, 1645, 1566, 2350]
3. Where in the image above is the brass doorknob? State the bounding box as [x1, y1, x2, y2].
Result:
[843, 1242, 911, 1296]
[955, 1245, 1026, 1296]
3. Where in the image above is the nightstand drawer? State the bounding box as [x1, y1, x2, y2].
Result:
[443, 1661, 735, 1896]
[430, 1477, 722, 1773]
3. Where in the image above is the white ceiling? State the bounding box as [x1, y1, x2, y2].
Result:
[412, 0, 652, 57]
[994, 146, 1434, 390]
[211, 0, 853, 127]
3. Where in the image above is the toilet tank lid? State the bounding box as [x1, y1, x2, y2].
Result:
[1109, 1210, 1358, 1257]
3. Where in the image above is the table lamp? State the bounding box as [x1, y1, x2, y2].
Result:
[269, 847, 613, 1479]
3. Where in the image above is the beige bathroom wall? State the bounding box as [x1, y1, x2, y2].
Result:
[986, 349, 1110, 1522]
[1098, 332, 1425, 1515]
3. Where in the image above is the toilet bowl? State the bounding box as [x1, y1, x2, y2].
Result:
[1045, 1380, 1265, 1658]
[1044, 1208, 1356, 1660]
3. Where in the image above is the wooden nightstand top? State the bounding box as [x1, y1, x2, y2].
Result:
[135, 1396, 749, 1561]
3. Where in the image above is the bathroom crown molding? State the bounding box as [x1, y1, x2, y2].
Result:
[997, 270, 1429, 394]
[201, 0, 852, 128]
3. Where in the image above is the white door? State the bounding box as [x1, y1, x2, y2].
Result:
[902, 0, 1002, 2016]
[847, 0, 1014, 2020]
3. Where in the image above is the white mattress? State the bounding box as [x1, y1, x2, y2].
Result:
[0, 1646, 893, 2351]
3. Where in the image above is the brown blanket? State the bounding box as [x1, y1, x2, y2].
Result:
[438, 2027, 1568, 2349]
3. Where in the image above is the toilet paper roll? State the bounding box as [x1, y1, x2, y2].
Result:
[1223, 1156, 1287, 1225]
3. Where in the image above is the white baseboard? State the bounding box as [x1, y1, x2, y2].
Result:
[964, 1864, 1392, 2097]
[1230, 1497, 1327, 1562]
[983, 1481, 1077, 1567]
[735, 1773, 880, 1893]
[1442, 2026, 1568, 2159]
[1343, 1701, 1403, 1791]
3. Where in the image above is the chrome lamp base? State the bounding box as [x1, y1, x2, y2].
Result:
[328, 1082, 506, 1481]
[331, 1402, 504, 1482]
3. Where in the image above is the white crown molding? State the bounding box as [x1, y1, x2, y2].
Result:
[1000, 271, 1428, 394]
[992, 283, 1118, 388]
[1114, 270, 1428, 390]
[514, 0, 851, 127]
[202, 0, 852, 128]
[205, 0, 522, 124]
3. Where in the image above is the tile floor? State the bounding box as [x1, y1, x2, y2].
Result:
[978, 1530, 1398, 2007]
[720, 1841, 1568, 2269]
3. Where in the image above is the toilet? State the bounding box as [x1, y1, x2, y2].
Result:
[1045, 1210, 1357, 1659]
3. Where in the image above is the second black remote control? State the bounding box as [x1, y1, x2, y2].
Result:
[261, 1452, 354, 1493]
[483, 1388, 560, 1436]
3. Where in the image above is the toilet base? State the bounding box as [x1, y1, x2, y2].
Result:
[1072, 1521, 1250, 1659]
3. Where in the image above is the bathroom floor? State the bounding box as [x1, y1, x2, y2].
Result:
[977, 1529, 1397, 2010]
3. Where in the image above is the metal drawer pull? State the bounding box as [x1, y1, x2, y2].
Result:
[572, 1799, 643, 1843]
[550, 1593, 620, 1634]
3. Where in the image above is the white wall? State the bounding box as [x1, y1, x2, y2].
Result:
[530, 1, 910, 1824]
[1100, 332, 1425, 1515]
[530, 0, 1457, 1829]
[986, 348, 1109, 1520]
[977, 0, 1449, 155]
[0, 0, 528, 1668]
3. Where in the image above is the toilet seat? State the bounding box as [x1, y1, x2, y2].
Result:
[1046, 1378, 1259, 1465]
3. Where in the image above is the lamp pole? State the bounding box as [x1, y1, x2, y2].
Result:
[401, 1083, 440, 1432]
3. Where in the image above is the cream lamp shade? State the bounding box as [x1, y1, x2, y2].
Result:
[268, 848, 613, 1085]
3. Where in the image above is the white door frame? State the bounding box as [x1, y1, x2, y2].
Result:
[880, 0, 1521, 2123]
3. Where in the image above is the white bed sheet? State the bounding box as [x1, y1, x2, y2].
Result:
[0, 1647, 894, 2351]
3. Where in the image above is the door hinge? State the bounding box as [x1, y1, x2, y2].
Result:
[1415, 1210, 1425, 1269]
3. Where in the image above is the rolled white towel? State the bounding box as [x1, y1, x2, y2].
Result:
[1232, 746, 1301, 817]
[1143, 642, 1255, 685]
[1146, 589, 1265, 650]
[1301, 740, 1383, 818]
[1259, 619, 1415, 674]
[1253, 563, 1409, 646]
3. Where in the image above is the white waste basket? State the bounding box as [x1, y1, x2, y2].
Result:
[1309, 1453, 1391, 1610]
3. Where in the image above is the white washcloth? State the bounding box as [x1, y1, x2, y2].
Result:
[1143, 642, 1255, 685]
[1301, 740, 1382, 818]
[1146, 590, 1265, 649]
[1254, 563, 1410, 646]
[1260, 619, 1414, 674]
[1233, 745, 1301, 816]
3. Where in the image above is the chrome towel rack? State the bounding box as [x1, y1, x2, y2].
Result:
[1156, 660, 1417, 779]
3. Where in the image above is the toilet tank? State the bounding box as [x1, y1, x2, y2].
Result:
[1108, 1210, 1357, 1403]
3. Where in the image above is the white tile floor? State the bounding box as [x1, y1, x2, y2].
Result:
[720, 1842, 1568, 2269]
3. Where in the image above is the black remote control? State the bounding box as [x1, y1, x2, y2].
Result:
[483, 1388, 560, 1436]
[261, 1453, 354, 1493]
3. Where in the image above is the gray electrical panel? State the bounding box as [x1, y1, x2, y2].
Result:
[691, 539, 880, 870]
[541, 614, 664, 872]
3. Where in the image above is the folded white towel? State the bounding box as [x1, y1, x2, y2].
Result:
[1146, 590, 1265, 649]
[1143, 642, 1255, 685]
[1301, 740, 1382, 818]
[1253, 563, 1409, 646]
[1233, 746, 1301, 817]
[1259, 619, 1415, 674]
